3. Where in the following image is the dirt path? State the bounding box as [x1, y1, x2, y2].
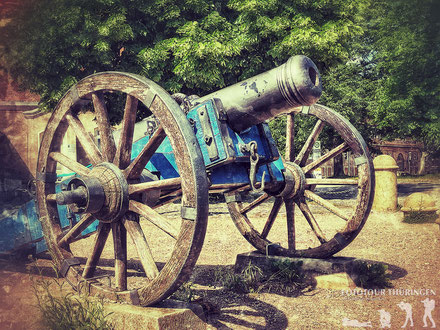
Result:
[0, 185, 439, 329]
[195, 194, 440, 329]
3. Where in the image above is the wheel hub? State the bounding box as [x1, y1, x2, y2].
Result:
[56, 162, 129, 223]
[277, 162, 306, 199]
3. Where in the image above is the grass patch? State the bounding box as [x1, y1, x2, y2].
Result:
[213, 265, 258, 293]
[170, 281, 196, 302]
[32, 278, 112, 329]
[352, 260, 392, 289]
[403, 211, 438, 223]
[212, 260, 307, 295]
[29, 258, 112, 330]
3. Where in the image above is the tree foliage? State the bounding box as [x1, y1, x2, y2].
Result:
[320, 0, 440, 154]
[1, 0, 439, 155]
[370, 0, 440, 153]
[0, 0, 365, 112]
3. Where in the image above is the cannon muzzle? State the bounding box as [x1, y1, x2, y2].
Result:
[195, 55, 322, 132]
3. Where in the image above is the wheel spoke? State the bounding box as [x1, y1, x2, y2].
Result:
[82, 223, 111, 278]
[240, 193, 269, 215]
[302, 142, 349, 174]
[304, 190, 350, 221]
[46, 194, 57, 202]
[124, 126, 166, 179]
[124, 215, 159, 279]
[65, 113, 102, 165]
[305, 178, 358, 185]
[296, 198, 327, 244]
[285, 113, 295, 162]
[294, 119, 325, 166]
[261, 197, 283, 239]
[58, 213, 96, 248]
[129, 200, 179, 239]
[128, 177, 181, 195]
[49, 152, 91, 177]
[112, 222, 127, 291]
[92, 92, 117, 162]
[285, 198, 295, 251]
[153, 190, 182, 209]
[114, 95, 138, 169]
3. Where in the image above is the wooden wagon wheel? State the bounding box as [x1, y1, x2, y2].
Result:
[226, 104, 374, 258]
[36, 72, 209, 306]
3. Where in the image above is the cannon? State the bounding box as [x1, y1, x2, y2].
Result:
[28, 55, 374, 306]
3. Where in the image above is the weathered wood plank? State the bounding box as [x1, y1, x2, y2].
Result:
[92, 92, 117, 162]
[302, 142, 349, 174]
[285, 113, 295, 162]
[124, 125, 166, 179]
[128, 177, 181, 195]
[296, 199, 327, 244]
[240, 193, 270, 215]
[82, 223, 111, 278]
[129, 200, 179, 239]
[66, 113, 102, 165]
[295, 119, 325, 166]
[305, 178, 358, 185]
[285, 198, 296, 252]
[124, 216, 160, 279]
[114, 95, 138, 169]
[112, 222, 127, 291]
[304, 190, 350, 221]
[261, 197, 283, 239]
[49, 152, 91, 177]
[58, 213, 96, 248]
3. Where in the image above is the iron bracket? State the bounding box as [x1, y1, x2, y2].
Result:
[224, 193, 242, 204]
[181, 206, 197, 221]
[354, 155, 367, 166]
[197, 105, 219, 161]
[60, 257, 81, 277]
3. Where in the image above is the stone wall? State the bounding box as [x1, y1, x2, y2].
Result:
[373, 140, 424, 175]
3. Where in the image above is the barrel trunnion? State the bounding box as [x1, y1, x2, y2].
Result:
[0, 55, 374, 306]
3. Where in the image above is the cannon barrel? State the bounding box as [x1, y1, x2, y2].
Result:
[194, 55, 322, 132]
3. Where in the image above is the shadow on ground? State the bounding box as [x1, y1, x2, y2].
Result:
[397, 183, 440, 197]
[0, 255, 408, 329]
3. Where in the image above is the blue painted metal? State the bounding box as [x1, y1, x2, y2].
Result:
[0, 179, 101, 256]
[0, 99, 286, 256]
[0, 199, 46, 256]
[186, 100, 232, 167]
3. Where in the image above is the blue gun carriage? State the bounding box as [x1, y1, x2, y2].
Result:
[1, 55, 374, 306]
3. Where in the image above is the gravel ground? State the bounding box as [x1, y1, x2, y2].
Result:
[0, 185, 439, 329]
[195, 190, 440, 329]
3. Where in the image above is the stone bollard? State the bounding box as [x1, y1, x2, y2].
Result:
[372, 155, 398, 212]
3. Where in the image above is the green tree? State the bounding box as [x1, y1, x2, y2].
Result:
[0, 0, 366, 115]
[319, 0, 440, 156]
[370, 0, 440, 154]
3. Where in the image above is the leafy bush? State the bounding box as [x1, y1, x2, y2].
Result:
[214, 266, 253, 293]
[213, 260, 306, 294]
[403, 211, 438, 224]
[170, 281, 195, 303]
[352, 261, 392, 289]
